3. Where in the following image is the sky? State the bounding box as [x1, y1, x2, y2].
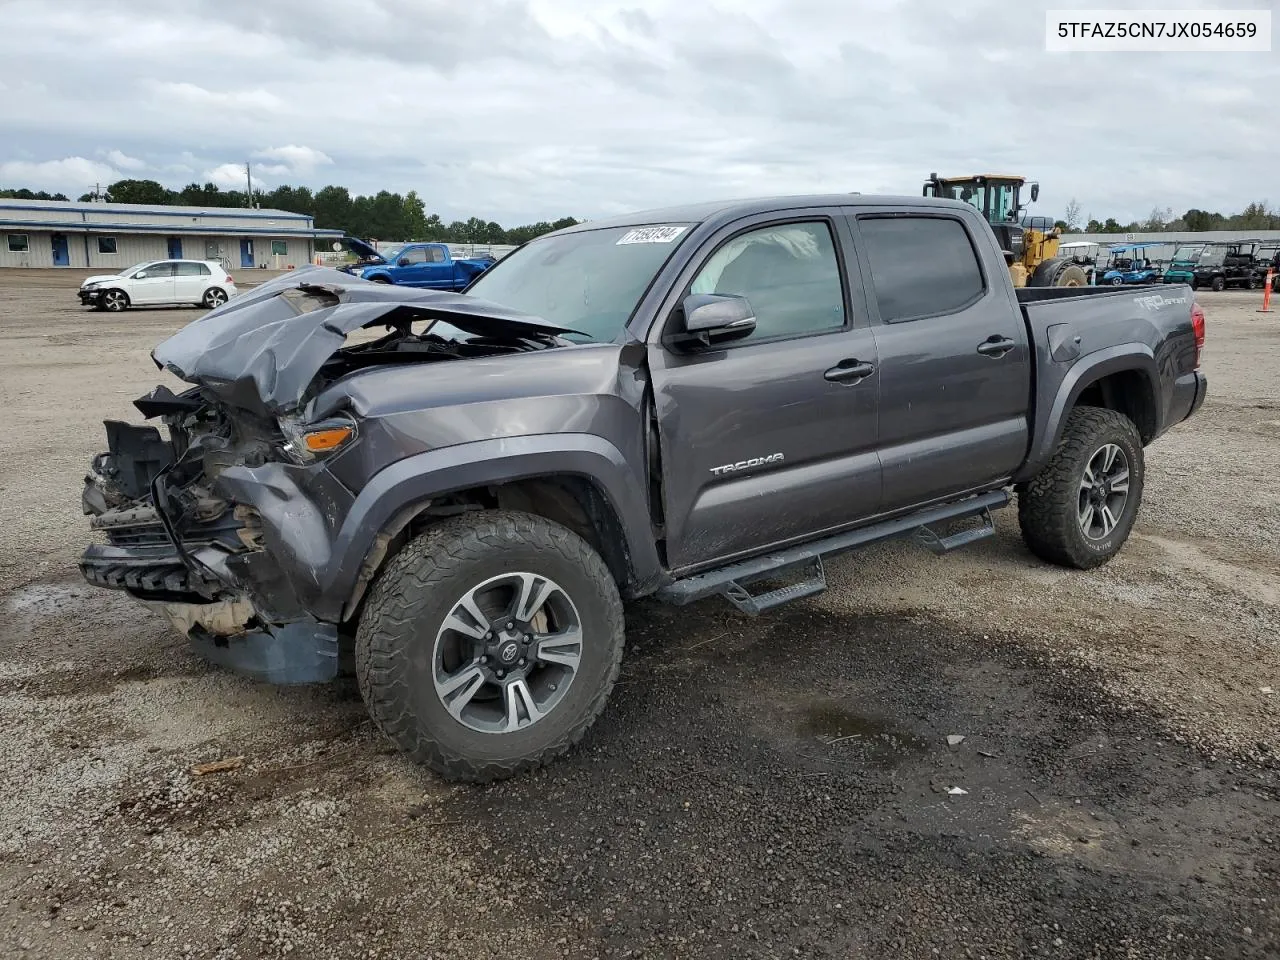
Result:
[0, 0, 1276, 226]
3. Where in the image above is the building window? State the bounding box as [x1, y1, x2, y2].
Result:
[6, 234, 28, 253]
[97, 237, 118, 255]
[270, 240, 287, 256]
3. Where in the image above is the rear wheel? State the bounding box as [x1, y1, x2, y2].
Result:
[1028, 256, 1088, 288]
[1018, 407, 1144, 570]
[203, 287, 228, 308]
[102, 289, 130, 312]
[355, 511, 625, 783]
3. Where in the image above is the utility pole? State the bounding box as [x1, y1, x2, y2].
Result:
[245, 162, 253, 208]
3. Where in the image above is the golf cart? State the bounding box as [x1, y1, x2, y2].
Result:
[1163, 242, 1206, 287]
[1181, 241, 1257, 292]
[1098, 242, 1167, 286]
[1058, 241, 1100, 284]
[1251, 242, 1280, 291]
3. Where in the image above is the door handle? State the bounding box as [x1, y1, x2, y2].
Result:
[824, 359, 875, 383]
[976, 335, 1016, 358]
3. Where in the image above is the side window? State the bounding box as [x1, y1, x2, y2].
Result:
[429, 246, 447, 263]
[401, 247, 429, 265]
[688, 221, 845, 342]
[136, 262, 176, 279]
[858, 216, 985, 322]
[175, 262, 207, 277]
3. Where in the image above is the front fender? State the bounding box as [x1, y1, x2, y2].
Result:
[360, 269, 395, 284]
[1014, 345, 1159, 483]
[226, 434, 663, 624]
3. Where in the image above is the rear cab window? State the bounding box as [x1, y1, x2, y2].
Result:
[856, 215, 986, 322]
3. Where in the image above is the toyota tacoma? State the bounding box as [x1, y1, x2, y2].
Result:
[78, 194, 1208, 782]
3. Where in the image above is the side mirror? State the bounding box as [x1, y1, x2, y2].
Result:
[665, 294, 756, 351]
[397, 258, 411, 267]
[1030, 183, 1040, 202]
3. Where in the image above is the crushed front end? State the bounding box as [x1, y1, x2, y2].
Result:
[80, 386, 343, 683]
[76, 267, 581, 685]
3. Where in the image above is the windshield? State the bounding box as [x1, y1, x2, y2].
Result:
[1170, 245, 1203, 264]
[464, 224, 693, 342]
[118, 261, 152, 277]
[1198, 248, 1227, 266]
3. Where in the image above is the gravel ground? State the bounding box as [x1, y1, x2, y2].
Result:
[1, 271, 1277, 959]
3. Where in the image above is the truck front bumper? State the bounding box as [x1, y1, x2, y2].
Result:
[78, 424, 345, 686]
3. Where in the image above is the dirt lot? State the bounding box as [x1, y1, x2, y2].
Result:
[1, 270, 1277, 959]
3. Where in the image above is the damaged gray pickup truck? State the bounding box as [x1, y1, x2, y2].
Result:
[79, 194, 1208, 782]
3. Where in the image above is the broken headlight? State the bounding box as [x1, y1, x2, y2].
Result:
[277, 414, 358, 464]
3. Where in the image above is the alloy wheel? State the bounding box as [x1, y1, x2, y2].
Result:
[1078, 443, 1130, 539]
[103, 290, 127, 311]
[432, 572, 583, 734]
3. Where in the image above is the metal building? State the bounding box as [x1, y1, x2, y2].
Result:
[0, 198, 344, 270]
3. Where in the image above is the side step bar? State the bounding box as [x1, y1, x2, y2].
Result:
[657, 490, 1009, 614]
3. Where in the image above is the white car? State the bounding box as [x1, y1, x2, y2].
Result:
[78, 259, 238, 311]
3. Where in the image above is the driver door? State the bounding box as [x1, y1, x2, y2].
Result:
[646, 215, 882, 573]
[128, 261, 176, 304]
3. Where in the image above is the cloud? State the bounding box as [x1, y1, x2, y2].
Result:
[101, 149, 146, 171]
[0, 156, 123, 193]
[203, 162, 255, 190]
[0, 0, 1275, 225]
[149, 81, 285, 113]
[253, 144, 333, 175]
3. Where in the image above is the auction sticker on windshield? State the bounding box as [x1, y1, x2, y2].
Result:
[616, 226, 688, 245]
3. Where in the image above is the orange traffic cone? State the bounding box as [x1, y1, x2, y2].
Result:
[1260, 270, 1274, 314]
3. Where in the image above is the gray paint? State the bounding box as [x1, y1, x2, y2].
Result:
[81, 192, 1207, 640]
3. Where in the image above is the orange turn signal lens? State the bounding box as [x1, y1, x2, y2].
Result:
[301, 426, 354, 452]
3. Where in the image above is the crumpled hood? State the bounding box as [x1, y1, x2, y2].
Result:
[81, 273, 123, 286]
[150, 265, 581, 416]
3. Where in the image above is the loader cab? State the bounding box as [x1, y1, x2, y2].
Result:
[923, 173, 1035, 225]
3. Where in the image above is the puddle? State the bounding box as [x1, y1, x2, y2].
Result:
[794, 699, 928, 756]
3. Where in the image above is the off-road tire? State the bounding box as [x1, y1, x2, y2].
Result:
[1029, 256, 1088, 288]
[1211, 276, 1226, 292]
[354, 510, 625, 783]
[1018, 407, 1144, 570]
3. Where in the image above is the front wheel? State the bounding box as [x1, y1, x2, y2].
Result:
[102, 289, 130, 311]
[1211, 276, 1226, 292]
[355, 511, 625, 783]
[1018, 407, 1144, 570]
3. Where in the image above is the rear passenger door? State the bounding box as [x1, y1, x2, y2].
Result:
[420, 245, 454, 288]
[850, 211, 1031, 512]
[647, 215, 882, 572]
[128, 261, 177, 304]
[173, 261, 210, 302]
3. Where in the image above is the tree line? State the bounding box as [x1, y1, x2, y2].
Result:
[1055, 198, 1280, 234]
[0, 180, 579, 246]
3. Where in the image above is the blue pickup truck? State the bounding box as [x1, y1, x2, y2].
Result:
[339, 239, 495, 290]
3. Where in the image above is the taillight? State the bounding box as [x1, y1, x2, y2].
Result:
[225, 275, 235, 285]
[1191, 302, 1205, 368]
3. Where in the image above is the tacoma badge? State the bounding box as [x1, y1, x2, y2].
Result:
[710, 453, 785, 477]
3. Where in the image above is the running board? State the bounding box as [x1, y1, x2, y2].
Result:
[723, 556, 827, 616]
[914, 507, 997, 555]
[657, 490, 1009, 610]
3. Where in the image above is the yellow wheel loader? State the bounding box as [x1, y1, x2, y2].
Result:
[922, 173, 1087, 288]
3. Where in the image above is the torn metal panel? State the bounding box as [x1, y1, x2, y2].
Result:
[150, 267, 583, 414]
